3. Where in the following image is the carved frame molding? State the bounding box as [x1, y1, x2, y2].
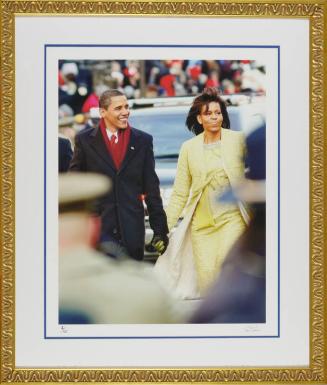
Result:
[1, 1, 326, 383]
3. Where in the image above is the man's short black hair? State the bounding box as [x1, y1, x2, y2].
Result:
[99, 89, 125, 110]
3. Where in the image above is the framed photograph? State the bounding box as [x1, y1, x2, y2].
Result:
[1, 0, 326, 383]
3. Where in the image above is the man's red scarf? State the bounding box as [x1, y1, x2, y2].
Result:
[99, 118, 131, 170]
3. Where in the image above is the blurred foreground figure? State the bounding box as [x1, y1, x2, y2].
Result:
[59, 172, 176, 324]
[190, 125, 266, 323]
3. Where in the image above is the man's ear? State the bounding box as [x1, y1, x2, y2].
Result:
[99, 108, 106, 118]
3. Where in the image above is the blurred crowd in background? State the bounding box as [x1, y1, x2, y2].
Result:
[58, 59, 266, 142]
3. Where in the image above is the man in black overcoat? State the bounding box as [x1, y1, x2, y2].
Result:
[59, 136, 73, 173]
[69, 89, 168, 260]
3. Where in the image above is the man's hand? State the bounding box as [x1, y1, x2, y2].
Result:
[151, 234, 169, 255]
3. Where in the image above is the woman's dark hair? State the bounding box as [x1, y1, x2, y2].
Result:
[186, 87, 230, 135]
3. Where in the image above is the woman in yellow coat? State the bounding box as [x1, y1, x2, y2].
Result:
[154, 88, 249, 299]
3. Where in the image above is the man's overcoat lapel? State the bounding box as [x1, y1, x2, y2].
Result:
[88, 127, 142, 174]
[89, 127, 116, 171]
[118, 129, 141, 173]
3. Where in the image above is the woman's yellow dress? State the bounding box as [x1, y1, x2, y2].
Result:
[191, 141, 246, 295]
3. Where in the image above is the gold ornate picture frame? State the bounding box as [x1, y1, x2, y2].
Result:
[1, 0, 326, 383]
